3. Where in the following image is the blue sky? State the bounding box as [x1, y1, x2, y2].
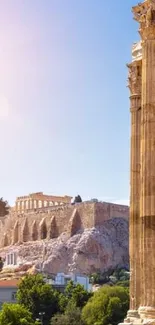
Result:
[0, 0, 140, 206]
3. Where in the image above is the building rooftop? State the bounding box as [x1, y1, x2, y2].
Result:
[0, 280, 20, 288]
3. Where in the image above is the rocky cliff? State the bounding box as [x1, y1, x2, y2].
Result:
[0, 217, 129, 276]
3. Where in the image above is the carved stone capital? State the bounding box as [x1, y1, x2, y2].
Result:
[127, 61, 142, 96]
[132, 0, 155, 40]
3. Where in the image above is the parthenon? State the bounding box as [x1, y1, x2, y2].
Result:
[13, 192, 72, 213]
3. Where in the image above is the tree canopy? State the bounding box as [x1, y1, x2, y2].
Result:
[51, 302, 84, 325]
[64, 281, 92, 308]
[0, 198, 9, 217]
[0, 303, 37, 325]
[74, 195, 82, 203]
[82, 286, 129, 325]
[89, 268, 129, 287]
[17, 274, 59, 324]
[11, 274, 129, 325]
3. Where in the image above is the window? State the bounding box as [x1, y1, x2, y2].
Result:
[12, 292, 17, 300]
[10, 254, 13, 265]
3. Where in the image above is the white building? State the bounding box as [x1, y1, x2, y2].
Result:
[5, 252, 17, 266]
[4, 251, 19, 268]
[53, 273, 92, 291]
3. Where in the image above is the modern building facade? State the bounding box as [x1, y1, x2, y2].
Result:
[0, 280, 19, 307]
[0, 273, 92, 307]
[53, 273, 92, 291]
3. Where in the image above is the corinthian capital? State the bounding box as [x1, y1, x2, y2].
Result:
[127, 61, 142, 96]
[132, 0, 155, 39]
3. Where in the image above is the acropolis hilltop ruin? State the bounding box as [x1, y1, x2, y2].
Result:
[12, 192, 72, 213]
[0, 191, 129, 249]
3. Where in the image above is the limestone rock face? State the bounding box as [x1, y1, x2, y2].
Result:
[0, 218, 129, 275]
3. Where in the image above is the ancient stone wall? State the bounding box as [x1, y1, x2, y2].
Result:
[94, 202, 129, 226]
[0, 202, 129, 248]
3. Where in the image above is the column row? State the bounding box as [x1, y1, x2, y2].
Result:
[15, 200, 62, 212]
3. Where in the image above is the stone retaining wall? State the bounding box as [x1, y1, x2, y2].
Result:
[0, 202, 129, 248]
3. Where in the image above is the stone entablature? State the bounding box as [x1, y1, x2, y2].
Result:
[0, 201, 129, 249]
[132, 42, 142, 62]
[13, 192, 72, 213]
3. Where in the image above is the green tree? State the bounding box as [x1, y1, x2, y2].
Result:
[116, 280, 129, 288]
[74, 195, 82, 203]
[17, 274, 60, 324]
[0, 198, 9, 217]
[65, 281, 92, 308]
[90, 272, 111, 285]
[58, 293, 69, 313]
[82, 286, 129, 325]
[112, 268, 129, 282]
[51, 302, 84, 325]
[0, 303, 37, 325]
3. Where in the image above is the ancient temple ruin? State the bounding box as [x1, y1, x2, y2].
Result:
[0, 199, 129, 248]
[13, 192, 72, 213]
[121, 1, 155, 325]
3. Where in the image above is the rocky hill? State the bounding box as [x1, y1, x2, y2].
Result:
[0, 217, 129, 276]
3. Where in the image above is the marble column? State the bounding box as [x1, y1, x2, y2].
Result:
[127, 60, 142, 319]
[139, 29, 155, 318]
[46, 201, 50, 208]
[15, 201, 18, 212]
[29, 200, 32, 210]
[36, 200, 39, 209]
[119, 2, 155, 325]
[24, 200, 26, 211]
[26, 200, 29, 210]
[20, 201, 22, 213]
[28, 200, 30, 210]
[31, 200, 34, 210]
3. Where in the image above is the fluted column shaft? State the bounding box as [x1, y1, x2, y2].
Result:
[127, 60, 142, 317]
[140, 39, 155, 310]
[130, 95, 141, 312]
[36, 200, 38, 209]
[20, 201, 22, 213]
